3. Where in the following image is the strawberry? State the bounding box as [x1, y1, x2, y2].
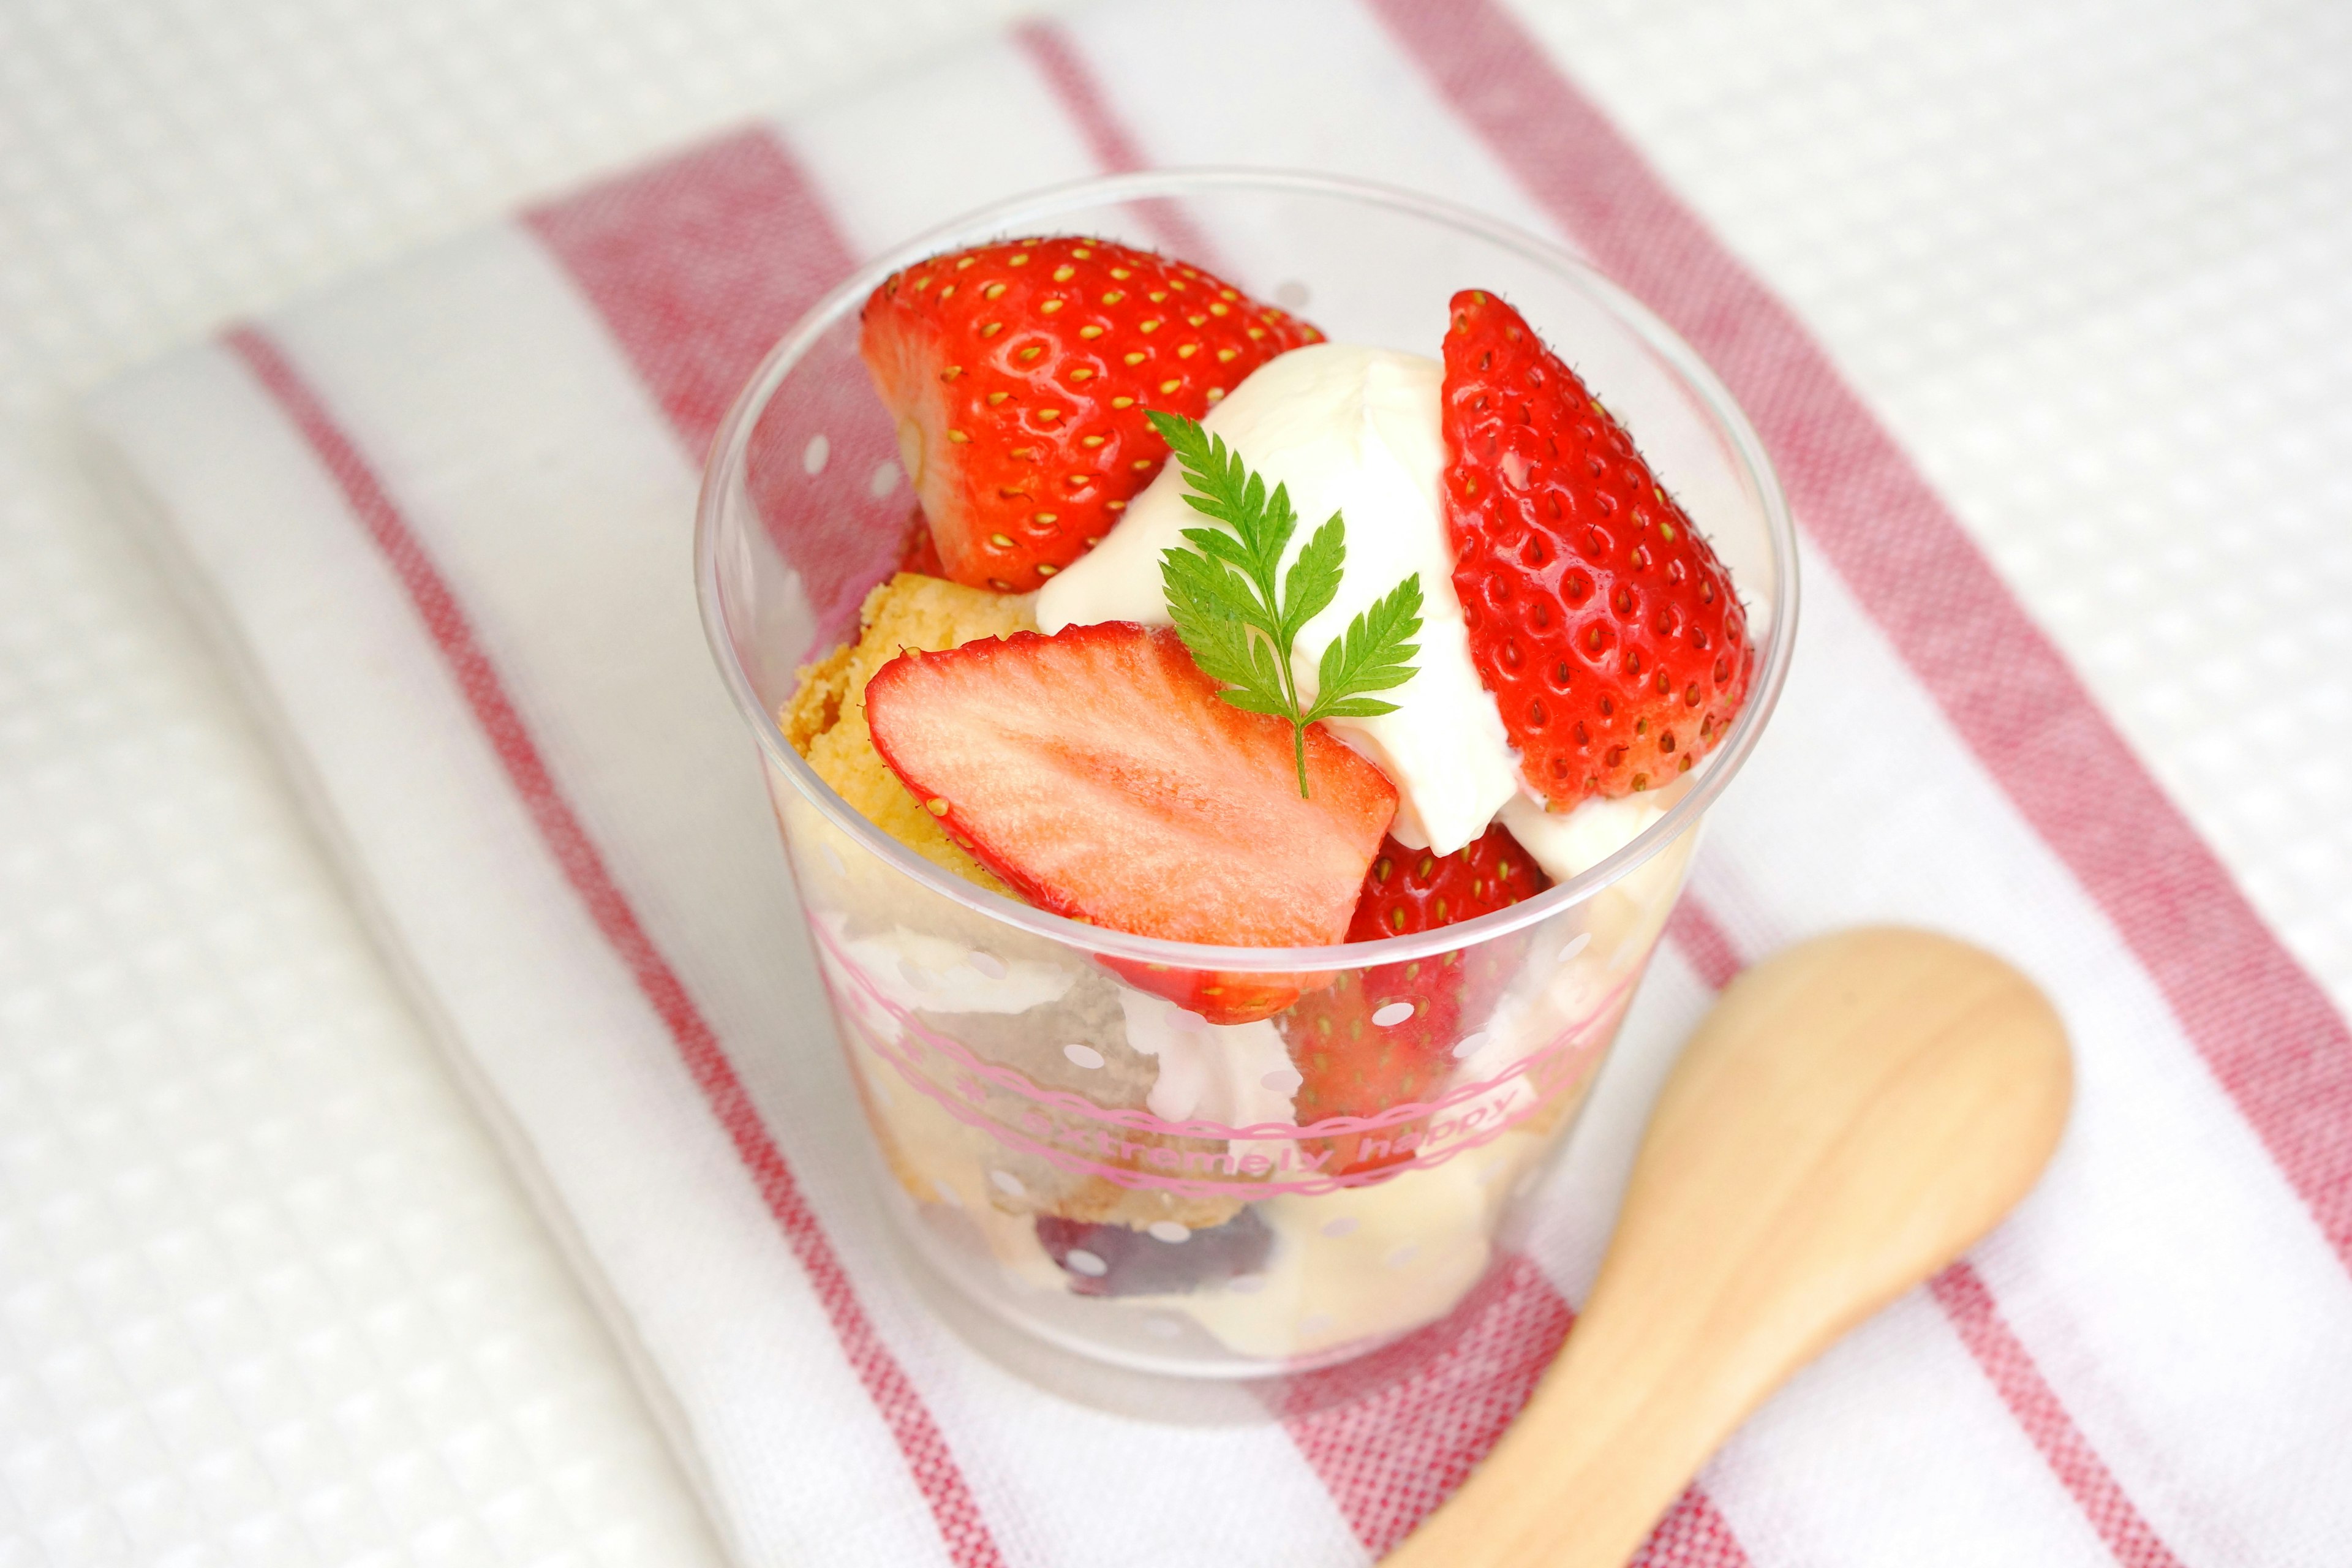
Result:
[862, 622, 1396, 1022]
[859, 236, 1322, 594]
[1281, 824, 1548, 1139]
[1441, 290, 1752, 807]
[1344, 825, 1548, 944]
[895, 503, 946, 578]
[1110, 961, 1311, 1033]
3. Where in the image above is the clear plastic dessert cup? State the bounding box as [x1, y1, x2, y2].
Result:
[696, 171, 1797, 1379]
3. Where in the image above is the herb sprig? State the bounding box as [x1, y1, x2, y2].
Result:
[1148, 410, 1423, 797]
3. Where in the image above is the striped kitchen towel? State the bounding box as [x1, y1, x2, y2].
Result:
[85, 1, 2352, 1563]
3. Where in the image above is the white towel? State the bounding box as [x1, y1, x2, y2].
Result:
[83, 2, 2352, 1564]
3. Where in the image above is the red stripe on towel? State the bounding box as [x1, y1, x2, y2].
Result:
[227, 326, 1008, 1568]
[1367, 0, 2352, 1276]
[526, 127, 907, 638]
[1272, 1256, 1574, 1559]
[1665, 900, 1743, 994]
[524, 126, 853, 460]
[1666, 894, 2183, 1567]
[1931, 1264, 2188, 1568]
[1274, 1254, 1752, 1565]
[1012, 21, 1222, 263]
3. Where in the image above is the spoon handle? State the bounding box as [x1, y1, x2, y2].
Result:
[1385, 928, 2071, 1568]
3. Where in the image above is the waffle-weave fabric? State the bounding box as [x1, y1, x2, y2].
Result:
[13, 0, 2352, 1563]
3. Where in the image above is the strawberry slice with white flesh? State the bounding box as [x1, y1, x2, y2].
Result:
[863, 622, 1398, 1023]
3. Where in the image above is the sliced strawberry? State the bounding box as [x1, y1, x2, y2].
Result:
[863, 622, 1396, 1022]
[1281, 824, 1548, 1138]
[859, 236, 1322, 594]
[1105, 962, 1311, 1031]
[1441, 289, 1753, 807]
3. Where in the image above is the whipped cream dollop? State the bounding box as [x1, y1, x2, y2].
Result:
[821, 915, 1076, 1017]
[1116, 987, 1298, 1128]
[1499, 791, 1669, 885]
[1036, 343, 1520, 856]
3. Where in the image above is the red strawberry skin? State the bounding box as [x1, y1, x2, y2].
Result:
[895, 504, 946, 578]
[862, 622, 1396, 1022]
[1281, 824, 1548, 1143]
[859, 236, 1322, 594]
[1441, 289, 1753, 807]
[1104, 960, 1313, 1032]
[1345, 826, 1548, 944]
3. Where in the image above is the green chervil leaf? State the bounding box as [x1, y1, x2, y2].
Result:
[1148, 409, 1424, 797]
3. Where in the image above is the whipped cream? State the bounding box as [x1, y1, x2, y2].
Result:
[1036, 343, 1520, 856]
[1115, 987, 1299, 1128]
[1498, 791, 1669, 886]
[821, 914, 1076, 1017]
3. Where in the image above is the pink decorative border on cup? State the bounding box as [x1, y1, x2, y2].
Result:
[812, 919, 1630, 1199]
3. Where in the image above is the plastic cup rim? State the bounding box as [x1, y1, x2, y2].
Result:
[693, 166, 1800, 975]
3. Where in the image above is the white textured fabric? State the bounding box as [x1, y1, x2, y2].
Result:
[42, 2, 2352, 1567]
[0, 1, 1065, 1565]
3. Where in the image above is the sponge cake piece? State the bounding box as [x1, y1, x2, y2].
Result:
[783, 573, 1035, 894]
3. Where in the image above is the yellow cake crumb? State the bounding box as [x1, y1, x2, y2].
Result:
[783, 573, 1036, 893]
[782, 640, 854, 754]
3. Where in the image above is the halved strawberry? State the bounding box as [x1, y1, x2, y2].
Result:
[1281, 824, 1548, 1134]
[1441, 290, 1753, 807]
[859, 236, 1322, 593]
[863, 622, 1396, 1022]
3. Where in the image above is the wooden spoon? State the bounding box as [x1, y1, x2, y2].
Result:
[1385, 925, 2071, 1568]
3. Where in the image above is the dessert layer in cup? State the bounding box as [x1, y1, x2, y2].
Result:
[772, 261, 1749, 1360]
[776, 568, 1691, 1357]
